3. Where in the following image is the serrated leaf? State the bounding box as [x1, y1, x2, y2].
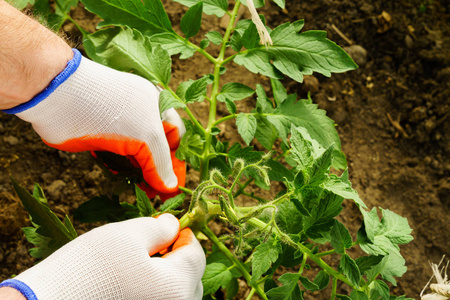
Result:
[313, 270, 330, 290]
[330, 219, 353, 254]
[350, 291, 369, 300]
[150, 33, 196, 59]
[84, 27, 171, 85]
[230, 31, 243, 52]
[235, 22, 357, 82]
[265, 97, 345, 169]
[202, 263, 232, 295]
[224, 98, 237, 114]
[9, 0, 35, 10]
[369, 280, 390, 300]
[142, 0, 173, 32]
[135, 185, 155, 216]
[290, 126, 314, 171]
[299, 276, 319, 290]
[270, 79, 288, 106]
[227, 143, 263, 164]
[185, 76, 209, 103]
[322, 173, 367, 209]
[365, 252, 407, 286]
[266, 273, 303, 300]
[255, 117, 277, 149]
[339, 254, 361, 288]
[180, 2, 203, 39]
[160, 193, 185, 212]
[266, 159, 294, 182]
[236, 114, 257, 145]
[159, 90, 186, 114]
[206, 31, 223, 45]
[80, 0, 172, 34]
[275, 201, 303, 235]
[22, 226, 53, 259]
[217, 83, 255, 102]
[256, 84, 274, 113]
[355, 255, 384, 274]
[251, 239, 282, 284]
[12, 180, 75, 242]
[242, 21, 260, 50]
[172, 0, 228, 17]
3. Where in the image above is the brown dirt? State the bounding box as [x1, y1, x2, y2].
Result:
[1, 0, 449, 299]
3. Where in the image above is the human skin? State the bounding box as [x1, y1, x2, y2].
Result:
[0, 1, 70, 297]
[0, 0, 73, 109]
[0, 287, 26, 300]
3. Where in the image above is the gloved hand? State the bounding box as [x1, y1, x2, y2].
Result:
[2, 49, 186, 198]
[0, 214, 205, 299]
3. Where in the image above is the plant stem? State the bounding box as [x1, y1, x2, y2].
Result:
[331, 277, 337, 300]
[179, 186, 193, 194]
[202, 225, 268, 300]
[245, 217, 361, 291]
[298, 253, 308, 276]
[186, 40, 217, 64]
[245, 287, 256, 300]
[200, 0, 242, 181]
[213, 114, 237, 126]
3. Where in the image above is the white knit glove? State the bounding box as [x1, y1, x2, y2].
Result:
[3, 49, 186, 198]
[1, 214, 205, 299]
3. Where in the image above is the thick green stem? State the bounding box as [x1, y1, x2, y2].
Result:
[202, 225, 268, 300]
[331, 277, 338, 300]
[200, 0, 242, 181]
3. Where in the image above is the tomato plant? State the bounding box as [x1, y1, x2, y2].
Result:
[11, 0, 414, 299]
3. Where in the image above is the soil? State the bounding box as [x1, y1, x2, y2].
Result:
[1, 0, 449, 299]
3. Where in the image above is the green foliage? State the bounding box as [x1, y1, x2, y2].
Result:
[12, 180, 77, 259]
[16, 0, 414, 299]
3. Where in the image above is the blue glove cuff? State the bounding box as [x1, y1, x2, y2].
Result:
[2, 48, 82, 115]
[0, 279, 38, 300]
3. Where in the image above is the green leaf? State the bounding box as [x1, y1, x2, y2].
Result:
[270, 79, 288, 106]
[339, 253, 361, 288]
[202, 263, 232, 295]
[226, 278, 239, 300]
[290, 126, 314, 171]
[84, 27, 171, 85]
[299, 276, 319, 290]
[313, 270, 330, 290]
[9, 0, 35, 10]
[160, 193, 185, 213]
[359, 208, 413, 257]
[266, 273, 303, 300]
[185, 76, 209, 103]
[217, 83, 255, 102]
[224, 98, 237, 114]
[266, 159, 294, 182]
[142, 0, 173, 32]
[200, 39, 210, 49]
[12, 180, 76, 258]
[206, 31, 223, 45]
[230, 31, 244, 52]
[234, 51, 284, 80]
[336, 295, 352, 300]
[266, 96, 345, 168]
[242, 21, 261, 50]
[80, 0, 172, 34]
[254, 117, 277, 149]
[330, 220, 353, 254]
[236, 114, 257, 145]
[350, 291, 369, 300]
[355, 255, 384, 274]
[322, 173, 367, 209]
[271, 0, 285, 8]
[255, 84, 274, 113]
[251, 239, 282, 284]
[269, 24, 358, 82]
[172, 0, 228, 17]
[369, 280, 390, 300]
[150, 33, 196, 59]
[73, 195, 127, 223]
[135, 185, 155, 217]
[180, 2, 203, 39]
[275, 202, 303, 234]
[159, 90, 186, 114]
[365, 252, 407, 286]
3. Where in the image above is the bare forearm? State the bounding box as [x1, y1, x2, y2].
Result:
[0, 287, 26, 300]
[0, 0, 73, 109]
